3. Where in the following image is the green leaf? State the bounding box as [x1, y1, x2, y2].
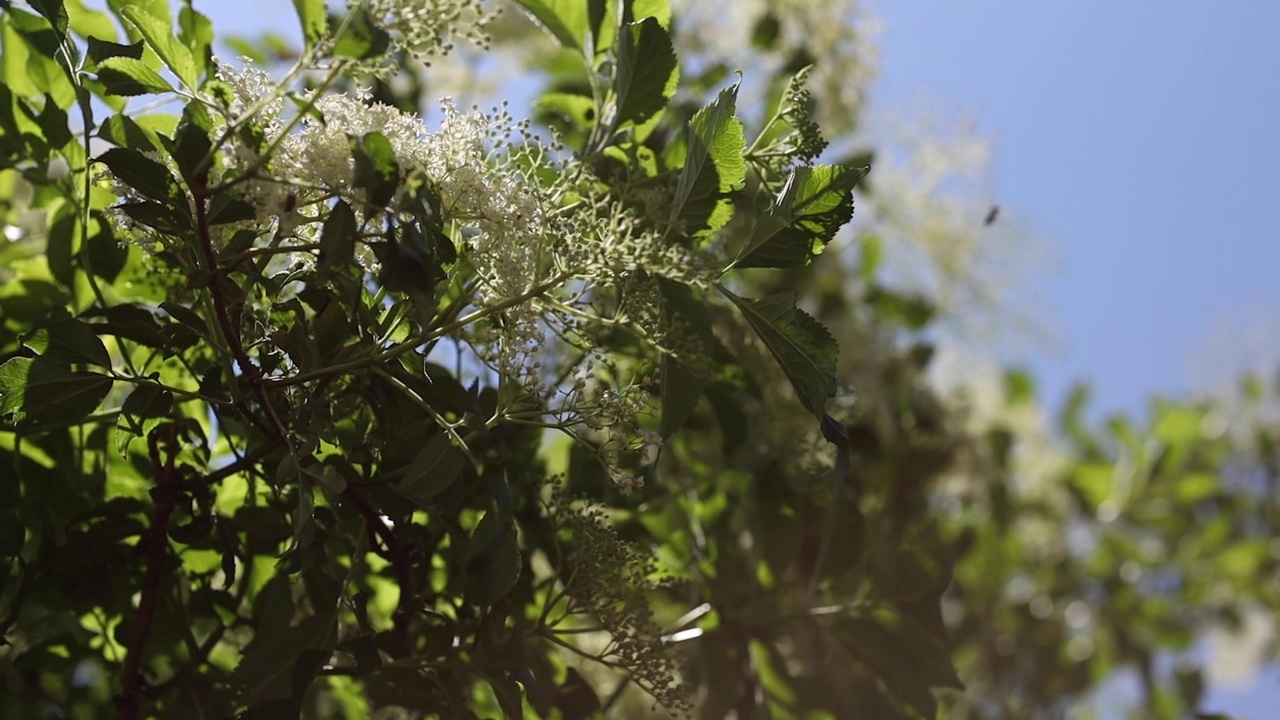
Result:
[463, 511, 521, 606]
[291, 0, 326, 51]
[511, 0, 601, 52]
[98, 112, 163, 151]
[613, 17, 677, 127]
[28, 0, 69, 35]
[176, 4, 214, 79]
[119, 5, 197, 90]
[0, 357, 113, 428]
[331, 7, 390, 60]
[121, 382, 172, 418]
[397, 432, 468, 506]
[721, 289, 837, 418]
[171, 101, 213, 186]
[23, 318, 111, 367]
[95, 56, 174, 95]
[353, 131, 399, 211]
[86, 37, 143, 65]
[733, 164, 861, 269]
[96, 147, 183, 204]
[487, 672, 526, 720]
[86, 221, 129, 282]
[317, 199, 357, 280]
[670, 83, 745, 237]
[657, 278, 713, 439]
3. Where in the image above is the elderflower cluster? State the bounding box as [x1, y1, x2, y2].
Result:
[550, 494, 691, 714]
[357, 0, 500, 61]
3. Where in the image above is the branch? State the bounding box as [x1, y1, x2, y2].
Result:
[191, 174, 290, 446]
[115, 424, 180, 720]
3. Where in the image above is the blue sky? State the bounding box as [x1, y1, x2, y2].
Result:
[870, 2, 1280, 420]
[191, 0, 1280, 714]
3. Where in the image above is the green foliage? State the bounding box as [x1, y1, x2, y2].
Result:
[0, 1, 1275, 720]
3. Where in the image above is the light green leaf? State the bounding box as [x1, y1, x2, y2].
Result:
[511, 0, 603, 51]
[397, 433, 469, 505]
[721, 289, 837, 418]
[0, 357, 113, 428]
[120, 5, 197, 90]
[732, 164, 862, 269]
[95, 55, 173, 95]
[331, 7, 390, 60]
[291, 0, 327, 51]
[612, 17, 677, 127]
[670, 83, 745, 237]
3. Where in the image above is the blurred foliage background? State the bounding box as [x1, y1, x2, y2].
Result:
[1, 1, 1277, 719]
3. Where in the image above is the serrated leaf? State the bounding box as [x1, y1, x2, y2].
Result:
[97, 147, 182, 203]
[317, 199, 357, 280]
[353, 131, 398, 211]
[23, 318, 111, 367]
[397, 433, 468, 505]
[291, 0, 326, 51]
[96, 56, 174, 95]
[722, 289, 836, 418]
[671, 83, 745, 237]
[119, 5, 197, 90]
[612, 17, 677, 127]
[29, 0, 68, 35]
[0, 357, 113, 428]
[733, 164, 861, 269]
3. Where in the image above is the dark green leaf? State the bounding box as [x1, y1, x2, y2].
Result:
[353, 131, 399, 211]
[463, 511, 521, 606]
[317, 199, 357, 279]
[86, 37, 143, 65]
[86, 222, 129, 282]
[28, 0, 68, 35]
[97, 147, 183, 204]
[612, 18, 677, 127]
[206, 193, 255, 225]
[23, 318, 111, 367]
[488, 673, 525, 720]
[45, 209, 76, 287]
[657, 278, 714, 439]
[116, 200, 187, 236]
[121, 383, 173, 418]
[733, 164, 862, 269]
[171, 102, 213, 186]
[291, 0, 327, 51]
[721, 289, 837, 418]
[670, 83, 745, 237]
[397, 432, 468, 506]
[98, 112, 162, 151]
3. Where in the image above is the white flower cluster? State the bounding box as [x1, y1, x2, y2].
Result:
[357, 0, 500, 62]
